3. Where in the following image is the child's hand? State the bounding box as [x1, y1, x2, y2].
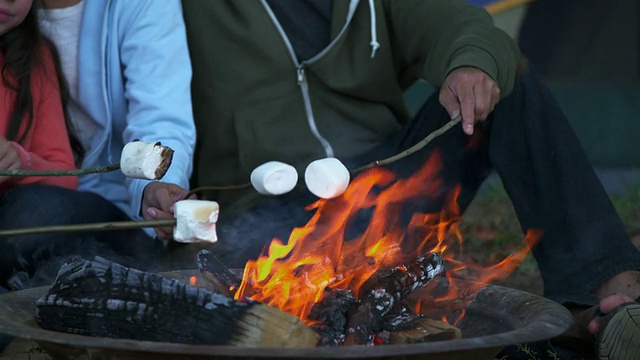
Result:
[142, 182, 195, 239]
[0, 137, 23, 185]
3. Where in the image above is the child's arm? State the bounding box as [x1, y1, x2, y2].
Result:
[10, 52, 78, 190]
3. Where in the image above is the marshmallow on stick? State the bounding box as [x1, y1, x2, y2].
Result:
[305, 157, 350, 199]
[173, 200, 219, 243]
[120, 140, 174, 180]
[251, 161, 298, 195]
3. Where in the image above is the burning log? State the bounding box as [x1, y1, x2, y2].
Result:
[343, 252, 445, 346]
[307, 287, 357, 346]
[196, 249, 242, 297]
[35, 257, 319, 348]
[381, 300, 422, 332]
[388, 318, 461, 344]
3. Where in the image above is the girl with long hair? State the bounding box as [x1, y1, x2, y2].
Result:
[0, 0, 91, 294]
[0, 0, 83, 194]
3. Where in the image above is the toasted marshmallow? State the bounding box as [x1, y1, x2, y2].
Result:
[250, 161, 298, 195]
[173, 200, 219, 243]
[120, 140, 174, 180]
[304, 158, 350, 199]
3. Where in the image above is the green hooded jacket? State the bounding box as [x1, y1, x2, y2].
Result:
[182, 0, 520, 211]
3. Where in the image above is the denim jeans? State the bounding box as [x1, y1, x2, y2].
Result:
[0, 184, 164, 289]
[211, 62, 640, 308]
[0, 285, 9, 352]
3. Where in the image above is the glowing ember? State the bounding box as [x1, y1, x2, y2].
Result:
[234, 152, 540, 325]
[189, 276, 197, 286]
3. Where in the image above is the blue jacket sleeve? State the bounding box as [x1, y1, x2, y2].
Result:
[116, 0, 196, 220]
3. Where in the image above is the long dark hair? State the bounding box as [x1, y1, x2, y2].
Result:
[0, 3, 84, 165]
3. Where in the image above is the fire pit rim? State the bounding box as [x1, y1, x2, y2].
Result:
[0, 280, 573, 359]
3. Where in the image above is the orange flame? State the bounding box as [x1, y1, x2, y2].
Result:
[234, 151, 540, 324]
[189, 276, 197, 286]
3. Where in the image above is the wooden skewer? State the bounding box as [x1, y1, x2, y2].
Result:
[350, 115, 462, 174]
[0, 219, 176, 237]
[0, 164, 121, 177]
[188, 116, 462, 195]
[0, 116, 463, 238]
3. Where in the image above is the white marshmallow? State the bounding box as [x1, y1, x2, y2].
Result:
[250, 161, 298, 195]
[173, 200, 219, 243]
[304, 158, 350, 199]
[120, 141, 174, 180]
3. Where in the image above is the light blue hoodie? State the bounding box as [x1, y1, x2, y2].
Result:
[76, 0, 195, 222]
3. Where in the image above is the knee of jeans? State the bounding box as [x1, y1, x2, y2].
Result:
[2, 184, 72, 205]
[0, 185, 82, 227]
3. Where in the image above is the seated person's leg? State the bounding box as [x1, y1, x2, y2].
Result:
[487, 60, 640, 357]
[0, 184, 163, 289]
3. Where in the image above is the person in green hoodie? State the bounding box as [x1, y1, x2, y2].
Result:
[180, 1, 640, 358]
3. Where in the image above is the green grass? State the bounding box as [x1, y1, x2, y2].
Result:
[610, 181, 640, 236]
[458, 179, 640, 295]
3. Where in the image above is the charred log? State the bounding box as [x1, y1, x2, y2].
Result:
[389, 318, 461, 344]
[344, 252, 445, 345]
[382, 300, 423, 332]
[307, 287, 357, 346]
[196, 249, 241, 297]
[35, 257, 319, 348]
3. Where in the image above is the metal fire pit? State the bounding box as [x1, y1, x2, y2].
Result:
[0, 270, 572, 360]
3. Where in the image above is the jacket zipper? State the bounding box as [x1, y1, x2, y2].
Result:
[296, 67, 334, 157]
[261, 0, 362, 158]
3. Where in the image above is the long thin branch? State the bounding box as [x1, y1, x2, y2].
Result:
[185, 116, 461, 195]
[351, 115, 461, 174]
[0, 164, 121, 177]
[0, 219, 175, 237]
[0, 116, 461, 238]
[186, 184, 251, 199]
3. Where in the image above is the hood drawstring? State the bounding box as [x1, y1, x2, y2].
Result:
[346, 0, 380, 59]
[368, 0, 380, 58]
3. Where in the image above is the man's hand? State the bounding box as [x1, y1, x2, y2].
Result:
[439, 67, 501, 135]
[142, 182, 195, 239]
[0, 137, 23, 185]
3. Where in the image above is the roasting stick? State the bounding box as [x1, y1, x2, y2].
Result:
[0, 141, 221, 242]
[0, 120, 463, 237]
[0, 219, 175, 237]
[134, 118, 464, 199]
[0, 140, 174, 180]
[350, 115, 462, 174]
[303, 115, 463, 199]
[0, 163, 121, 177]
[0, 199, 220, 243]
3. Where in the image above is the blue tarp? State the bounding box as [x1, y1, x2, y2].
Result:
[468, 0, 501, 7]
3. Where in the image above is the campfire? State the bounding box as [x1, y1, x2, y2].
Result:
[32, 151, 541, 349]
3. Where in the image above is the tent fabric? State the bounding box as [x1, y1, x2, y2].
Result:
[405, 0, 640, 166]
[515, 0, 640, 166]
[518, 0, 640, 85]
